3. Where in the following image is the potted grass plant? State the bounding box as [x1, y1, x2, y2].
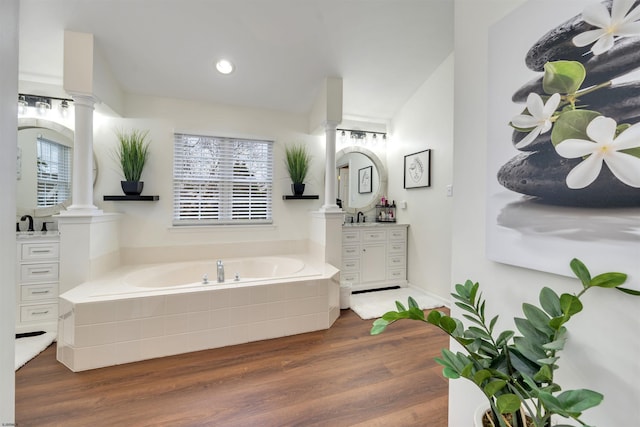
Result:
[285, 144, 311, 196]
[371, 258, 639, 427]
[115, 129, 150, 195]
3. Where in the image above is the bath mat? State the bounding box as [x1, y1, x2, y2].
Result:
[349, 286, 444, 320]
[15, 331, 56, 370]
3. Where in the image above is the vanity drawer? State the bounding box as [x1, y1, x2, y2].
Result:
[388, 241, 406, 254]
[388, 255, 406, 268]
[21, 283, 58, 302]
[340, 271, 360, 284]
[20, 303, 58, 323]
[388, 228, 407, 241]
[20, 242, 59, 261]
[387, 268, 406, 281]
[341, 258, 360, 272]
[342, 245, 360, 258]
[362, 230, 386, 242]
[20, 263, 59, 283]
[342, 230, 360, 243]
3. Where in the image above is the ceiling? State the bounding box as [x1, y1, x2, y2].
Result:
[18, 0, 453, 123]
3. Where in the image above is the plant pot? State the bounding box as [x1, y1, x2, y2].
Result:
[121, 180, 144, 196]
[291, 183, 305, 196]
[474, 403, 490, 427]
[474, 403, 550, 427]
[474, 403, 527, 427]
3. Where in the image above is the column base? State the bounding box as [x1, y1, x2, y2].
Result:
[320, 204, 342, 212]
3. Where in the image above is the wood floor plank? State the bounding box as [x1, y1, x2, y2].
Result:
[16, 308, 449, 426]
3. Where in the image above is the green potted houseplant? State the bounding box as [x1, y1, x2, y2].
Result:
[371, 259, 639, 427]
[285, 144, 311, 196]
[115, 129, 150, 195]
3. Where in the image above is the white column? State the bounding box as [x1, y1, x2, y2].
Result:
[321, 121, 341, 212]
[63, 93, 101, 215]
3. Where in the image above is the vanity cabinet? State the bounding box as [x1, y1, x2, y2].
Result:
[341, 224, 408, 292]
[16, 233, 60, 333]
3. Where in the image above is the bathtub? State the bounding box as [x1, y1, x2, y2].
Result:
[57, 255, 340, 372]
[127, 256, 307, 289]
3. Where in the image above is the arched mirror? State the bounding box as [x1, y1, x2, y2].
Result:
[17, 117, 98, 217]
[336, 146, 387, 214]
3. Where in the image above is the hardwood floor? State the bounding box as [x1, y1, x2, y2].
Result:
[16, 309, 449, 427]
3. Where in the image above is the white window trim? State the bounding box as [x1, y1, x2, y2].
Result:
[173, 133, 274, 226]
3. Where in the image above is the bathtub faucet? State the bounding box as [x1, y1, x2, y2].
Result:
[216, 260, 225, 283]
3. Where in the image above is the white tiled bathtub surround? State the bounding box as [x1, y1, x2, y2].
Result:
[57, 255, 340, 371]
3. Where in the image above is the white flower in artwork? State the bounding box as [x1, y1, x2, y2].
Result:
[573, 0, 640, 55]
[511, 93, 561, 149]
[555, 116, 640, 189]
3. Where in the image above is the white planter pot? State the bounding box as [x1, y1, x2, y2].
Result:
[473, 403, 490, 427]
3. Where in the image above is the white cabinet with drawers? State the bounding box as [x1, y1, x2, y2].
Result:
[16, 233, 60, 333]
[341, 224, 408, 292]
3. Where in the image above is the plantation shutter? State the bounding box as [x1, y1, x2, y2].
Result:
[173, 133, 273, 225]
[36, 136, 72, 207]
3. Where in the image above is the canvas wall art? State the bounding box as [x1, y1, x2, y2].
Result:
[487, 0, 640, 290]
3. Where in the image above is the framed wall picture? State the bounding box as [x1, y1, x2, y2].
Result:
[404, 149, 431, 189]
[358, 165, 372, 194]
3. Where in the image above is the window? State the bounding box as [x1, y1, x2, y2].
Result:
[36, 136, 71, 207]
[173, 133, 273, 225]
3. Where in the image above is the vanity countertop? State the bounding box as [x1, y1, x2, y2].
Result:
[16, 231, 61, 240]
[342, 222, 406, 228]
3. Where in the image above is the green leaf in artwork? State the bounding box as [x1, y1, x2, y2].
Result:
[614, 124, 640, 160]
[551, 110, 600, 147]
[542, 60, 586, 95]
[621, 147, 640, 158]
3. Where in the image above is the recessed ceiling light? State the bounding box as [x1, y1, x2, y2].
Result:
[215, 59, 235, 75]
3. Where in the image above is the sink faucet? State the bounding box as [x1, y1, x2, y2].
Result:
[357, 211, 364, 223]
[217, 260, 225, 283]
[20, 215, 34, 232]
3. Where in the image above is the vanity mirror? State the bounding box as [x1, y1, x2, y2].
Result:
[17, 117, 98, 217]
[336, 146, 387, 214]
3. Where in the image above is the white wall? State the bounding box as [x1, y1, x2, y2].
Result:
[452, 1, 640, 425]
[0, 0, 18, 422]
[91, 93, 326, 263]
[389, 54, 454, 300]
